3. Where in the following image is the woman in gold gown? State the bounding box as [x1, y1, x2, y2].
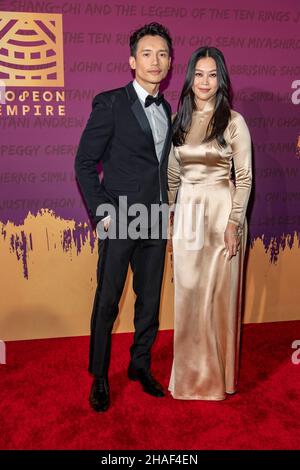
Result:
[168, 47, 252, 400]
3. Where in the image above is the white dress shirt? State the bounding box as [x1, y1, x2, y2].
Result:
[133, 79, 168, 163]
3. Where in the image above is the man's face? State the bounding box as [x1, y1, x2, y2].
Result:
[129, 35, 171, 89]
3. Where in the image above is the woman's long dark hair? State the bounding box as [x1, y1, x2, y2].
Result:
[173, 47, 232, 148]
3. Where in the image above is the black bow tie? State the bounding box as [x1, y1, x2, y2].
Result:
[144, 93, 164, 108]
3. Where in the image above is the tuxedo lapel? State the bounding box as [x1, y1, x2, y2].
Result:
[159, 100, 172, 165]
[162, 99, 172, 127]
[125, 82, 172, 163]
[125, 82, 155, 148]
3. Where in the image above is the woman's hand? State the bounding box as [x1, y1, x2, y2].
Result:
[224, 222, 240, 259]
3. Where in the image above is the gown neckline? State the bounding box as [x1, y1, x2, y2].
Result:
[194, 96, 215, 114]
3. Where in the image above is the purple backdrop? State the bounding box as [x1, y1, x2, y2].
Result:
[1, 0, 300, 261]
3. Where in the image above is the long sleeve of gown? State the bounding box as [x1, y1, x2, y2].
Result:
[228, 114, 252, 228]
[167, 144, 181, 206]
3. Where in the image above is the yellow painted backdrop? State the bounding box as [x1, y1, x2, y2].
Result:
[0, 210, 299, 340]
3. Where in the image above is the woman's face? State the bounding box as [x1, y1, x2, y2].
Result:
[192, 57, 218, 108]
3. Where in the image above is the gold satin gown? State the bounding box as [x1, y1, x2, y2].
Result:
[168, 101, 252, 400]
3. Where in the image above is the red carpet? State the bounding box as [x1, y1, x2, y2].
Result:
[0, 321, 299, 450]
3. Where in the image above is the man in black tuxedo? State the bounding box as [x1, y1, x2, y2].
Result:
[75, 23, 173, 412]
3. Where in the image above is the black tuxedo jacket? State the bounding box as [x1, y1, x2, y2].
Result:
[75, 81, 172, 225]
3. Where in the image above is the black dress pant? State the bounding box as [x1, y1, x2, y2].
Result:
[88, 231, 167, 377]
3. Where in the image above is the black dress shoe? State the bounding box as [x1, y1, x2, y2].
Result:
[128, 364, 165, 397]
[89, 377, 110, 412]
